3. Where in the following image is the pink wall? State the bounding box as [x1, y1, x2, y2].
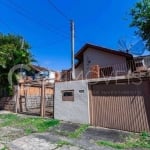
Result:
[76, 48, 128, 78]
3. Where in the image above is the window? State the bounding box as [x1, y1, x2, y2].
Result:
[135, 62, 143, 67]
[62, 90, 74, 101]
[100, 66, 113, 77]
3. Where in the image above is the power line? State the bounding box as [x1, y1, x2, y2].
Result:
[47, 0, 70, 22]
[1, 0, 70, 39]
[0, 16, 69, 50]
[9, 0, 70, 38]
[0, 0, 71, 53]
[47, 0, 76, 78]
[47, 1, 86, 48]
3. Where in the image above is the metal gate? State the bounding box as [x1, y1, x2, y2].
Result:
[89, 80, 150, 132]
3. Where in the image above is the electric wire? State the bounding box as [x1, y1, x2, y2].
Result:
[47, 0, 70, 22]
[1, 0, 70, 39]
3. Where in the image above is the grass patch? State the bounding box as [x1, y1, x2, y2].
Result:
[96, 132, 150, 149]
[0, 114, 19, 127]
[97, 140, 126, 149]
[25, 128, 33, 135]
[56, 140, 72, 148]
[0, 148, 7, 150]
[0, 143, 8, 150]
[0, 113, 60, 135]
[1, 146, 8, 150]
[69, 124, 89, 138]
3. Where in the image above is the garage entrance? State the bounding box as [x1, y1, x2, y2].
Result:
[89, 80, 150, 132]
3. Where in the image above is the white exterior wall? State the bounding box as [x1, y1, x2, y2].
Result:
[54, 80, 89, 124]
[83, 48, 127, 76]
[75, 63, 84, 80]
[48, 71, 55, 83]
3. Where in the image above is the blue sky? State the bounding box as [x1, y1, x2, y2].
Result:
[0, 0, 146, 71]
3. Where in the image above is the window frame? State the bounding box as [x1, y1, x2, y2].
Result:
[62, 90, 74, 101]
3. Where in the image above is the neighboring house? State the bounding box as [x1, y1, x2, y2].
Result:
[29, 65, 49, 79]
[30, 65, 56, 83]
[134, 55, 150, 71]
[55, 43, 150, 133]
[18, 65, 56, 83]
[61, 43, 133, 81]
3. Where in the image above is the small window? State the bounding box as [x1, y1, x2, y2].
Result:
[135, 62, 143, 67]
[62, 90, 74, 101]
[100, 66, 113, 77]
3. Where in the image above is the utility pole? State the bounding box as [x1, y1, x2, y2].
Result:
[71, 20, 75, 80]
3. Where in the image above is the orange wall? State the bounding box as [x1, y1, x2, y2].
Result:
[20, 84, 53, 96]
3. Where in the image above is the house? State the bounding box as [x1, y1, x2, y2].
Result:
[55, 43, 150, 133]
[134, 55, 150, 72]
[18, 65, 56, 83]
[29, 65, 49, 79]
[61, 43, 134, 81]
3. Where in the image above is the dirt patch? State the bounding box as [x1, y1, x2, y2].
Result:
[55, 122, 80, 133]
[50, 122, 81, 136]
[0, 127, 24, 143]
[0, 111, 12, 114]
[82, 127, 129, 142]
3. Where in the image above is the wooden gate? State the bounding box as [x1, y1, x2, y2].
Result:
[89, 80, 150, 132]
[19, 81, 54, 118]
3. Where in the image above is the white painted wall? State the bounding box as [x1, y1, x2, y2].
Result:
[54, 80, 89, 124]
[76, 48, 127, 77]
[48, 71, 55, 83]
[75, 63, 84, 80]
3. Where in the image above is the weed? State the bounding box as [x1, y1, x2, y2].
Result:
[56, 140, 72, 148]
[54, 130, 70, 136]
[69, 124, 89, 138]
[96, 131, 150, 149]
[0, 114, 60, 135]
[0, 143, 8, 150]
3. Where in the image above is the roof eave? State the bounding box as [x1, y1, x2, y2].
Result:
[75, 43, 133, 60]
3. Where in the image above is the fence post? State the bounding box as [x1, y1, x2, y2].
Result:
[40, 79, 45, 117]
[15, 84, 20, 113]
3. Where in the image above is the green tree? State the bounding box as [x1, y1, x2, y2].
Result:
[0, 33, 33, 68]
[130, 0, 150, 50]
[0, 33, 34, 95]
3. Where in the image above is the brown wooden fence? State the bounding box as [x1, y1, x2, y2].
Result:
[89, 79, 150, 132]
[18, 81, 54, 117]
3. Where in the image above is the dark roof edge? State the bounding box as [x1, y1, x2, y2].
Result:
[75, 43, 133, 60]
[29, 65, 49, 72]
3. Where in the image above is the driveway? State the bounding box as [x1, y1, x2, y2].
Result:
[0, 111, 146, 150]
[8, 122, 129, 150]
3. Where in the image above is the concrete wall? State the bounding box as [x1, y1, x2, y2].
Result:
[54, 80, 89, 124]
[83, 48, 127, 76]
[75, 63, 84, 80]
[0, 96, 16, 112]
[20, 95, 53, 110]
